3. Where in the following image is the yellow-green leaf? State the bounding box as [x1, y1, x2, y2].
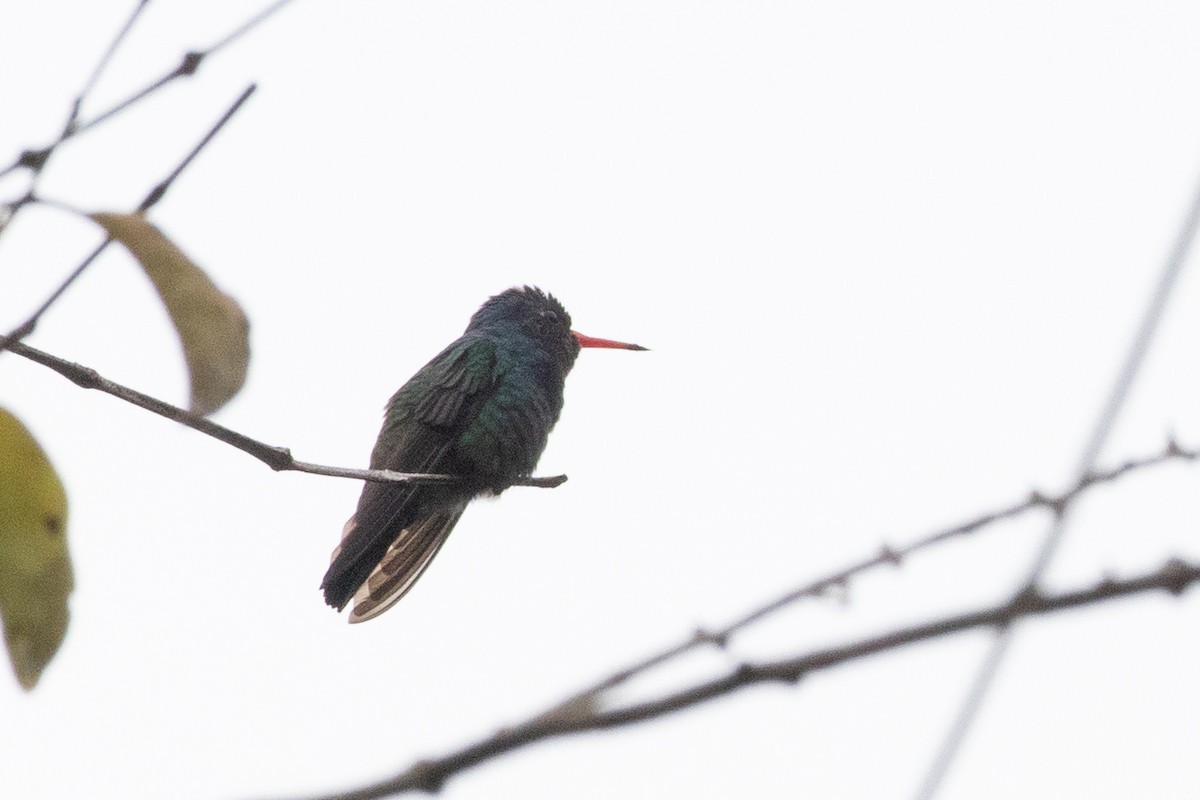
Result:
[91, 212, 251, 416]
[0, 408, 71, 690]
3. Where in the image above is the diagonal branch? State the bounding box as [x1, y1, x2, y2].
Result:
[0, 0, 296, 184]
[0, 0, 150, 188]
[913, 135, 1200, 800]
[3, 338, 565, 490]
[538, 438, 1198, 711]
[72, 1, 152, 124]
[281, 558, 1200, 800]
[0, 84, 257, 354]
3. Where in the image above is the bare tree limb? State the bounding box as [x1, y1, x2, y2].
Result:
[3, 338, 565, 490]
[914, 134, 1200, 800]
[281, 558, 1200, 800]
[0, 0, 296, 183]
[134, 84, 257, 214]
[73, 1, 151, 123]
[537, 439, 1198, 714]
[206, 0, 296, 55]
[0, 3, 291, 344]
[0, 84, 257, 354]
[0, 0, 150, 189]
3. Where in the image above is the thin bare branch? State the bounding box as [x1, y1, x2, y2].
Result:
[71, 0, 153, 130]
[539, 439, 1199, 711]
[0, 84, 256, 355]
[283, 558, 1200, 800]
[55, 0, 293, 139]
[136, 83, 256, 213]
[915, 142, 1200, 800]
[0, 0, 151, 185]
[207, 0, 297, 55]
[3, 338, 564, 490]
[2, 0, 294, 184]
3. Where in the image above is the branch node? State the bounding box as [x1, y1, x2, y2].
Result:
[1030, 489, 1067, 517]
[141, 182, 167, 209]
[179, 50, 205, 76]
[405, 759, 447, 794]
[1159, 557, 1192, 596]
[692, 628, 728, 649]
[783, 668, 805, 686]
[1165, 436, 1183, 457]
[816, 578, 851, 606]
[263, 446, 295, 471]
[5, 318, 35, 342]
[65, 363, 102, 389]
[1009, 584, 1043, 615]
[531, 695, 600, 727]
[879, 544, 903, 566]
[17, 147, 50, 171]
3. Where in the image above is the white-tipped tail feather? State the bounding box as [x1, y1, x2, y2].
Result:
[332, 506, 466, 623]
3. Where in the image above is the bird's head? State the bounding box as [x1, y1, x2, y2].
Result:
[468, 286, 647, 364]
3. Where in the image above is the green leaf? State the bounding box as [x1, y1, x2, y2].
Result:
[0, 408, 71, 690]
[92, 211, 251, 416]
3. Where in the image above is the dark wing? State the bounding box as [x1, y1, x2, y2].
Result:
[320, 339, 497, 614]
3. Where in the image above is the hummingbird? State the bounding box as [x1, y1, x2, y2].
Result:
[321, 286, 646, 622]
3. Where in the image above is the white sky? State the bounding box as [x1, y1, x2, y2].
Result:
[3, 2, 1200, 798]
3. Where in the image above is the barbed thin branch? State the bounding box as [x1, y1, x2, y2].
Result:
[538, 439, 1198, 711]
[0, 0, 150, 189]
[282, 558, 1200, 800]
[2, 337, 564, 490]
[206, 0, 296, 55]
[136, 83, 257, 213]
[913, 145, 1200, 800]
[0, 83, 256, 354]
[0, 0, 295, 184]
[73, 1, 151, 122]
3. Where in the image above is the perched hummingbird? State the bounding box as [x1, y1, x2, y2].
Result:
[321, 286, 646, 622]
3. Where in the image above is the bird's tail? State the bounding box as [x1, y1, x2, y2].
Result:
[322, 506, 465, 623]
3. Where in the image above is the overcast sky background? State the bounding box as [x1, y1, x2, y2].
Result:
[3, 2, 1200, 798]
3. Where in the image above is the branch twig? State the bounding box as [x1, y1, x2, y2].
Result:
[913, 131, 1200, 800]
[285, 558, 1200, 800]
[3, 339, 565, 489]
[0, 0, 150, 190]
[1, 84, 257, 355]
[0, 1, 292, 350]
[0, 0, 294, 183]
[540, 438, 1198, 711]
